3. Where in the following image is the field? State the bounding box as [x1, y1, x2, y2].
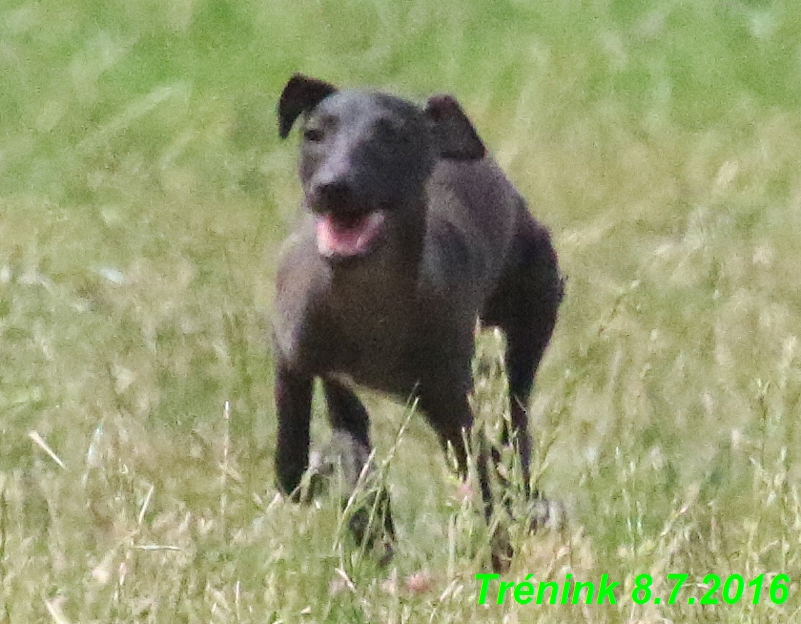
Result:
[1, 0, 801, 621]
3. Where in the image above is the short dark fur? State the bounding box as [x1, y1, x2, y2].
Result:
[273, 74, 563, 570]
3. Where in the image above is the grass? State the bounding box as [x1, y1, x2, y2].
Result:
[1, 0, 801, 621]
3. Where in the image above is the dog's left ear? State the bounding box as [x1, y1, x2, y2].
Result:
[278, 74, 339, 139]
[425, 95, 486, 160]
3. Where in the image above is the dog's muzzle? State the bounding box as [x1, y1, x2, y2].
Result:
[315, 210, 386, 261]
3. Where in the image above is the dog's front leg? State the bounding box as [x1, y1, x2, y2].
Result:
[275, 365, 314, 501]
[420, 394, 489, 515]
[422, 392, 512, 571]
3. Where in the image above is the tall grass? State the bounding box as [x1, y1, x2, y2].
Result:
[1, 0, 800, 621]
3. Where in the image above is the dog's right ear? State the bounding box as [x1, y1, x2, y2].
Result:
[278, 74, 338, 139]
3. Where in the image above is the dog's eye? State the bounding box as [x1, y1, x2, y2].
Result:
[303, 127, 324, 143]
[375, 118, 407, 144]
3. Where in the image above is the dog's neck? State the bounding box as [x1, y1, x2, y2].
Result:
[390, 193, 428, 274]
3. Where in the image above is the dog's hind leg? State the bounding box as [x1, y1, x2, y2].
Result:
[482, 214, 563, 500]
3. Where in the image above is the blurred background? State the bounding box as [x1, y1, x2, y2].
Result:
[1, 0, 800, 621]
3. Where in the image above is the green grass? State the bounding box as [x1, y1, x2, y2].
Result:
[2, 0, 801, 621]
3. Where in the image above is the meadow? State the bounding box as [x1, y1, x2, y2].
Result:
[1, 0, 800, 621]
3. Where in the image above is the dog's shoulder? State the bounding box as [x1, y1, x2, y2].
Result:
[427, 157, 521, 223]
[421, 158, 521, 295]
[274, 220, 331, 326]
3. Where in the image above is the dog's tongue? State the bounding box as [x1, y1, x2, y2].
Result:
[316, 211, 385, 259]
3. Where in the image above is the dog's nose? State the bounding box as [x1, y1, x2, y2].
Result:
[311, 177, 352, 212]
[318, 178, 350, 201]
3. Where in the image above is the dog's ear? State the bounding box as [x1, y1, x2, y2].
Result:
[278, 74, 338, 139]
[425, 95, 486, 160]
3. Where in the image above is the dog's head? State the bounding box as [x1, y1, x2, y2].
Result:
[278, 74, 486, 264]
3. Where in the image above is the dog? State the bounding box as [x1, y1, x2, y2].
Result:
[272, 74, 563, 570]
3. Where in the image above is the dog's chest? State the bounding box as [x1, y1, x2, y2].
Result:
[316, 289, 419, 393]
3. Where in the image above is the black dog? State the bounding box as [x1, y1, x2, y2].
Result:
[273, 74, 563, 569]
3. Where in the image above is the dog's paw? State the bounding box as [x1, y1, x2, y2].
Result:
[490, 524, 514, 573]
[347, 488, 396, 568]
[527, 497, 566, 533]
[305, 431, 372, 501]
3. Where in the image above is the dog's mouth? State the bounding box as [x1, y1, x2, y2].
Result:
[315, 210, 386, 261]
